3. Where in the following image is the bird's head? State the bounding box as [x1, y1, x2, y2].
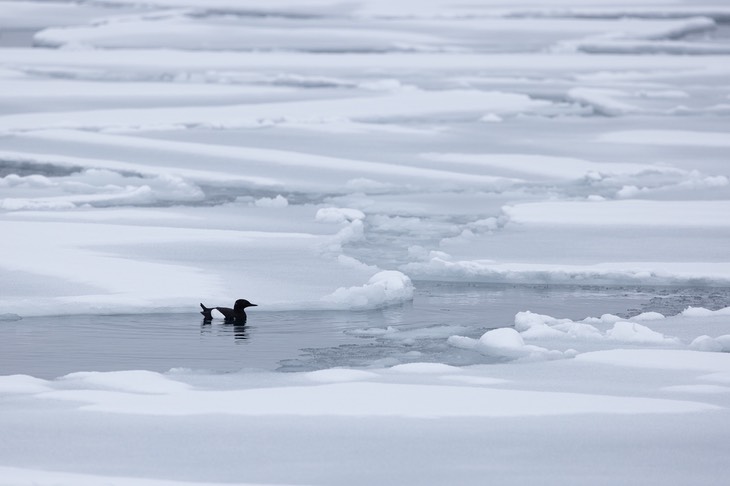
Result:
[234, 299, 258, 311]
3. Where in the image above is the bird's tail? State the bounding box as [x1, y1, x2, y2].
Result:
[200, 303, 213, 320]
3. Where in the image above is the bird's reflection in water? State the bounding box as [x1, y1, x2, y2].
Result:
[201, 316, 250, 342]
[200, 322, 213, 336]
[231, 321, 249, 341]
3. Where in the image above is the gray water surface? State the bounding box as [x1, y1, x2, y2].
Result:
[1, 282, 728, 379]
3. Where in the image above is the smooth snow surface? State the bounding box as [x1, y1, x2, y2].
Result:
[2, 0, 730, 484]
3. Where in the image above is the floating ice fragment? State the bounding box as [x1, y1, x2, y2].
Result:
[467, 217, 500, 232]
[0, 173, 54, 188]
[330, 219, 365, 246]
[568, 87, 640, 116]
[447, 335, 478, 350]
[514, 311, 571, 331]
[478, 328, 568, 361]
[346, 326, 399, 337]
[479, 113, 502, 123]
[606, 321, 679, 345]
[552, 321, 603, 341]
[1, 198, 77, 211]
[617, 185, 642, 198]
[449, 328, 569, 362]
[717, 336, 730, 351]
[316, 207, 366, 224]
[254, 194, 288, 208]
[480, 327, 525, 349]
[582, 314, 622, 324]
[520, 323, 566, 340]
[631, 312, 665, 322]
[321, 270, 414, 310]
[690, 335, 724, 353]
[702, 175, 729, 187]
[682, 306, 730, 317]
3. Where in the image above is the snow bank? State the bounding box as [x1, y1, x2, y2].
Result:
[0, 375, 51, 394]
[1, 356, 727, 485]
[49, 379, 718, 416]
[60, 370, 191, 394]
[576, 349, 730, 372]
[12, 366, 716, 418]
[4, 336, 729, 482]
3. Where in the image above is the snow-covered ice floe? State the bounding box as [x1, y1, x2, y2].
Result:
[1, 358, 722, 418]
[443, 305, 730, 365]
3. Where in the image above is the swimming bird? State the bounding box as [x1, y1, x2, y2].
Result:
[200, 299, 257, 323]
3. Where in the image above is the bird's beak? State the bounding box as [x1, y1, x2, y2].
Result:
[250, 303, 258, 307]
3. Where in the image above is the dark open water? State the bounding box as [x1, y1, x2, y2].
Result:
[1, 282, 728, 379]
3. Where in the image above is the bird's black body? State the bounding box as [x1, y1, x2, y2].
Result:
[200, 299, 257, 323]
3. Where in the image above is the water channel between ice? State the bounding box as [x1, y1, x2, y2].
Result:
[2, 282, 729, 379]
